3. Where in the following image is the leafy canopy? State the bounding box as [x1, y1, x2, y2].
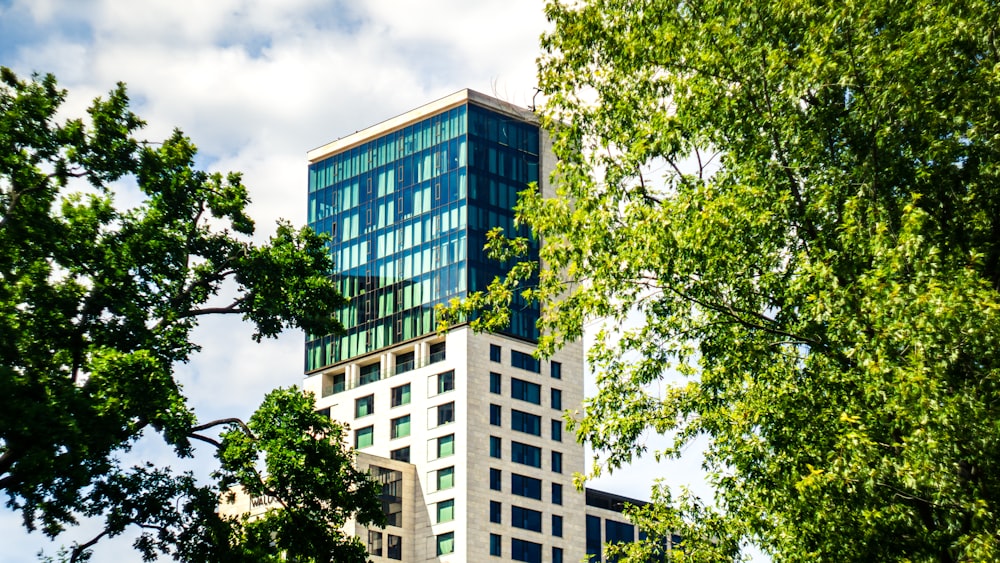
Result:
[458, 0, 1000, 561]
[0, 68, 380, 562]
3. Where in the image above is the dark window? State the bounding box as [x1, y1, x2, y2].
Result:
[552, 514, 563, 537]
[510, 473, 542, 500]
[551, 388, 562, 410]
[551, 361, 562, 379]
[490, 468, 502, 491]
[552, 451, 563, 473]
[606, 519, 636, 562]
[511, 349, 541, 373]
[387, 534, 402, 560]
[511, 409, 541, 436]
[436, 532, 454, 555]
[436, 370, 455, 394]
[373, 466, 403, 527]
[355, 394, 374, 418]
[391, 383, 411, 407]
[511, 538, 543, 563]
[368, 530, 382, 556]
[587, 515, 602, 563]
[395, 351, 414, 375]
[490, 404, 502, 426]
[360, 363, 380, 385]
[390, 446, 410, 462]
[490, 436, 502, 458]
[552, 483, 563, 505]
[551, 419, 563, 441]
[436, 434, 455, 458]
[490, 344, 502, 362]
[437, 401, 455, 426]
[491, 533, 502, 556]
[429, 341, 446, 363]
[511, 505, 543, 532]
[436, 466, 455, 491]
[553, 547, 564, 563]
[355, 426, 373, 448]
[511, 378, 541, 404]
[390, 415, 410, 439]
[490, 372, 502, 394]
[511, 441, 541, 467]
[490, 500, 502, 523]
[437, 499, 455, 523]
[332, 372, 346, 394]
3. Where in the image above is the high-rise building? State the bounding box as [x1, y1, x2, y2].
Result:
[301, 90, 650, 562]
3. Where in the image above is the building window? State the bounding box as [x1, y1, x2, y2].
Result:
[511, 350, 541, 373]
[435, 466, 455, 491]
[511, 378, 541, 405]
[586, 515, 602, 563]
[553, 546, 564, 563]
[429, 341, 446, 363]
[390, 446, 410, 462]
[355, 426, 374, 449]
[490, 533, 502, 556]
[373, 466, 403, 524]
[387, 534, 402, 560]
[490, 344, 502, 362]
[511, 441, 541, 468]
[355, 394, 374, 418]
[432, 370, 455, 395]
[490, 372, 502, 394]
[552, 451, 563, 473]
[511, 409, 541, 436]
[606, 519, 636, 545]
[490, 436, 502, 459]
[551, 361, 562, 379]
[551, 419, 562, 441]
[512, 505, 543, 532]
[490, 404, 502, 426]
[437, 499, 455, 523]
[511, 538, 543, 563]
[552, 483, 563, 505]
[360, 363, 380, 385]
[395, 352, 415, 375]
[436, 532, 455, 556]
[433, 434, 455, 459]
[390, 415, 410, 439]
[552, 514, 563, 537]
[551, 388, 562, 410]
[490, 468, 502, 491]
[368, 530, 383, 556]
[391, 383, 411, 407]
[510, 473, 542, 500]
[490, 500, 502, 523]
[436, 401, 455, 426]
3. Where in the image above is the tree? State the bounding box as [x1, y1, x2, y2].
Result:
[0, 68, 381, 561]
[455, 1, 1000, 561]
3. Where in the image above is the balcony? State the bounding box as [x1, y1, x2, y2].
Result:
[321, 342, 447, 396]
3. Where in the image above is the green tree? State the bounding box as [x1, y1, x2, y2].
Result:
[0, 68, 381, 561]
[456, 1, 1000, 561]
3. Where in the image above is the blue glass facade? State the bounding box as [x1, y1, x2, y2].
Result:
[305, 101, 541, 372]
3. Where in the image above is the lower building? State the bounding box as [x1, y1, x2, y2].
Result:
[300, 327, 652, 562]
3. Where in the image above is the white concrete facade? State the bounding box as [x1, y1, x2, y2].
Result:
[303, 327, 587, 562]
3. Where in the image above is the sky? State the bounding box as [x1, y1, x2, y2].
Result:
[0, 1, 710, 559]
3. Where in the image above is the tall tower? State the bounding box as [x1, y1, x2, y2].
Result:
[302, 91, 613, 563]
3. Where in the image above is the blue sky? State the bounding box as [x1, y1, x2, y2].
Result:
[0, 1, 708, 559]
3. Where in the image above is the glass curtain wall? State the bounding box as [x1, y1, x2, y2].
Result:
[305, 101, 541, 372]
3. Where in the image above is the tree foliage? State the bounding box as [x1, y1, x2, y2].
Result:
[460, 1, 1000, 561]
[0, 68, 380, 561]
